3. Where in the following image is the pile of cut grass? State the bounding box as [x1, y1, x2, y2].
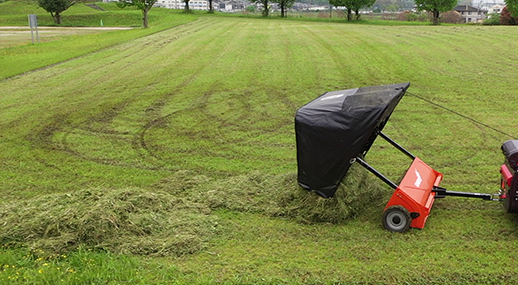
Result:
[0, 164, 389, 255]
[0, 188, 219, 256]
[157, 163, 390, 224]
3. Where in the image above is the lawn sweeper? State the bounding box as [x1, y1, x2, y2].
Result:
[295, 82, 512, 232]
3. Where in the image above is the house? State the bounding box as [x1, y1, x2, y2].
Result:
[453, 5, 486, 23]
[154, 0, 208, 10]
[488, 4, 505, 14]
[218, 1, 247, 12]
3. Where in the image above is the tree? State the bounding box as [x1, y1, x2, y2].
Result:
[37, 0, 75, 24]
[207, 0, 214, 13]
[330, 0, 373, 21]
[414, 0, 458, 25]
[504, 0, 518, 18]
[385, 3, 400, 11]
[183, 0, 191, 13]
[372, 0, 411, 12]
[352, 0, 375, 20]
[276, 0, 295, 17]
[329, 0, 354, 21]
[117, 0, 158, 28]
[250, 0, 270, 16]
[396, 0, 415, 10]
[501, 6, 518, 24]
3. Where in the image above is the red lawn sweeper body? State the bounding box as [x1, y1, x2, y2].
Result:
[295, 83, 499, 233]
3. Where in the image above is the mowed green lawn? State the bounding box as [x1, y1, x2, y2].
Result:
[2, 16, 518, 283]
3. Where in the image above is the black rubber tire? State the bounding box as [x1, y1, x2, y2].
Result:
[505, 186, 518, 213]
[382, 206, 412, 232]
[504, 175, 518, 213]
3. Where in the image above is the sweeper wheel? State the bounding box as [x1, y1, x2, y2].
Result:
[383, 206, 411, 232]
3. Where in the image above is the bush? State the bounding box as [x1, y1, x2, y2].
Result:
[483, 13, 501, 25]
[442, 11, 463, 24]
[396, 11, 430, 22]
[397, 11, 417, 21]
[318, 11, 330, 18]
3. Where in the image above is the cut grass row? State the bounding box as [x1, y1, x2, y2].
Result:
[2, 11, 518, 284]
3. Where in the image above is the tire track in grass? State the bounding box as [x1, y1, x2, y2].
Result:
[138, 17, 243, 122]
[136, 19, 248, 165]
[74, 17, 217, 136]
[18, 20, 518, 177]
[188, 21, 297, 164]
[139, 19, 299, 172]
[139, 20, 272, 168]
[1, 19, 213, 134]
[22, 19, 220, 171]
[24, 22, 513, 175]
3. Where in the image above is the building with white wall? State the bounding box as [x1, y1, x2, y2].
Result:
[155, 0, 208, 10]
[454, 5, 486, 22]
[488, 4, 504, 14]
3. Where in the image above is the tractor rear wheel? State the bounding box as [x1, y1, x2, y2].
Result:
[504, 175, 518, 213]
[382, 206, 411, 232]
[505, 186, 518, 213]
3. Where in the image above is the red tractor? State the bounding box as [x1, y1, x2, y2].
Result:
[500, 140, 518, 213]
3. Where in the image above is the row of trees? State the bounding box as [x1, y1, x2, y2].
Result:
[329, 0, 376, 21]
[34, 0, 518, 27]
[251, 0, 295, 17]
[249, 0, 518, 25]
[35, 0, 200, 27]
[326, 0, 518, 25]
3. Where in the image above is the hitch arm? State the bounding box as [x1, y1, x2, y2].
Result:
[433, 186, 494, 201]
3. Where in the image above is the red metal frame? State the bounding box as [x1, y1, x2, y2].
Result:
[501, 164, 513, 188]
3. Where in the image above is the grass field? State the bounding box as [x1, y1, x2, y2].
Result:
[2, 1, 518, 283]
[0, 2, 199, 79]
[0, 26, 135, 48]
